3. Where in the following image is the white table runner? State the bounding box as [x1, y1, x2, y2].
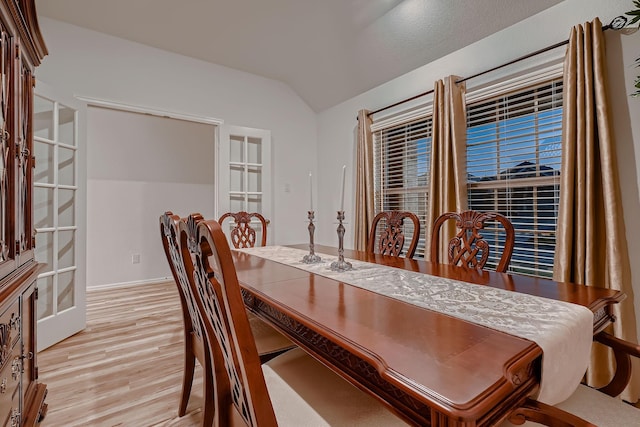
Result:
[238, 245, 593, 405]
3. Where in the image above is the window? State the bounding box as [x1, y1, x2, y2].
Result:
[466, 79, 563, 277]
[373, 116, 431, 257]
[371, 67, 563, 275]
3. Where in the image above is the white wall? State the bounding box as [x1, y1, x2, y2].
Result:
[87, 107, 216, 287]
[36, 18, 318, 286]
[316, 0, 640, 337]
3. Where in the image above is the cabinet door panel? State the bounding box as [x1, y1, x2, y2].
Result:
[17, 58, 35, 266]
[0, 25, 16, 279]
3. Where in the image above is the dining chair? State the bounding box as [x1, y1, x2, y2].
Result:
[503, 331, 640, 426]
[160, 212, 215, 426]
[218, 211, 269, 248]
[367, 210, 421, 258]
[430, 210, 515, 273]
[160, 212, 294, 425]
[217, 211, 297, 361]
[180, 215, 410, 427]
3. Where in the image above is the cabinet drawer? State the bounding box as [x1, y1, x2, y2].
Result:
[0, 300, 20, 369]
[0, 347, 21, 427]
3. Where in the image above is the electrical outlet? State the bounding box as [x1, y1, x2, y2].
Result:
[132, 253, 140, 264]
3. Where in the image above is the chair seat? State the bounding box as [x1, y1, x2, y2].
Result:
[501, 384, 640, 426]
[263, 348, 409, 426]
[248, 311, 296, 356]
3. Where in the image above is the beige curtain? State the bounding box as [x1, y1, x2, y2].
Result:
[554, 18, 639, 402]
[425, 76, 468, 262]
[354, 109, 375, 251]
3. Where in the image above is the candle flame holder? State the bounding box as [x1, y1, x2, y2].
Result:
[330, 210, 352, 272]
[302, 211, 322, 263]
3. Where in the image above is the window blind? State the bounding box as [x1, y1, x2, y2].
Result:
[373, 117, 431, 257]
[466, 78, 563, 277]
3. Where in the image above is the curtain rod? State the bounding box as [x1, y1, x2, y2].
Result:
[366, 17, 625, 117]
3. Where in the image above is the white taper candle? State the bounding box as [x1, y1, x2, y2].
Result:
[309, 172, 313, 211]
[340, 165, 346, 211]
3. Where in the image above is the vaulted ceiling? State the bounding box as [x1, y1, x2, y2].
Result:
[35, 0, 564, 112]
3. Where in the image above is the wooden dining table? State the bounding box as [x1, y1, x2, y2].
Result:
[232, 244, 624, 427]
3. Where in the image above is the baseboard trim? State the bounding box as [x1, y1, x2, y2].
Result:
[88, 277, 172, 291]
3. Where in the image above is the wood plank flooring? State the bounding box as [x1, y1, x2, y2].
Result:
[38, 281, 203, 427]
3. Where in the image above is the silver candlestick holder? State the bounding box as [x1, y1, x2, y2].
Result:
[330, 210, 352, 272]
[302, 210, 322, 263]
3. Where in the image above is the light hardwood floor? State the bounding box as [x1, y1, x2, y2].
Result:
[38, 281, 203, 427]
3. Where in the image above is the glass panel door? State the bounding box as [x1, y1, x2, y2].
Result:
[219, 125, 271, 244]
[34, 83, 86, 351]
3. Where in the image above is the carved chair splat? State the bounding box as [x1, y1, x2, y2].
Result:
[218, 211, 268, 248]
[368, 210, 421, 258]
[430, 210, 515, 273]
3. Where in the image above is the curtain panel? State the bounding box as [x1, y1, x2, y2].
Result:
[354, 109, 375, 251]
[425, 76, 468, 262]
[554, 18, 639, 402]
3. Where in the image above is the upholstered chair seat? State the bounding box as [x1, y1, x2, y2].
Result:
[263, 348, 409, 426]
[501, 331, 640, 426]
[553, 385, 639, 426]
[501, 384, 640, 426]
[247, 312, 295, 361]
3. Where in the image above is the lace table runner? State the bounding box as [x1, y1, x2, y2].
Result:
[238, 245, 593, 405]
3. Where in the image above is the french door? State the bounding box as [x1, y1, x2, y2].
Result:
[33, 82, 86, 351]
[218, 125, 272, 244]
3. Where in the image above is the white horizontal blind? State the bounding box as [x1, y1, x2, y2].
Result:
[466, 78, 563, 277]
[373, 117, 431, 257]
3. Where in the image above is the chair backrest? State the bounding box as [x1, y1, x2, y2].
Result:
[159, 211, 207, 349]
[179, 215, 277, 427]
[218, 211, 268, 248]
[430, 210, 515, 273]
[367, 210, 421, 258]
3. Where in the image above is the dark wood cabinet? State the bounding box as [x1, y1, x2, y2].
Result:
[0, 1, 47, 425]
